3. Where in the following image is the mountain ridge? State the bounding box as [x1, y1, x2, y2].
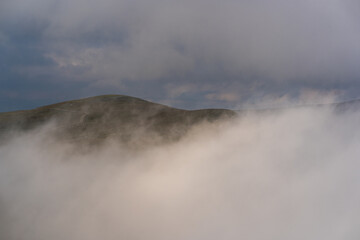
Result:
[1, 94, 359, 147]
[0, 95, 236, 146]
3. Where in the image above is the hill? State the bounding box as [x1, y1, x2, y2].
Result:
[0, 95, 236, 146]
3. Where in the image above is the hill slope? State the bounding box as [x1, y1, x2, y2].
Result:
[0, 95, 236, 145]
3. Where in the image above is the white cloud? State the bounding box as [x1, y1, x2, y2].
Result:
[1, 107, 360, 239]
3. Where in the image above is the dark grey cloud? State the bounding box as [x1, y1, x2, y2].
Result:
[1, 0, 360, 110]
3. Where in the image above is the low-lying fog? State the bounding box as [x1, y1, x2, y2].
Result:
[1, 107, 360, 240]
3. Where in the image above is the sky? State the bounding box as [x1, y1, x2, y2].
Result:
[1, 0, 360, 111]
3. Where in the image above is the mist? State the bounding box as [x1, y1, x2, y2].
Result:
[1, 107, 360, 240]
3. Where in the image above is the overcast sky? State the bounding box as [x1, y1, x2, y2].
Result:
[1, 0, 360, 111]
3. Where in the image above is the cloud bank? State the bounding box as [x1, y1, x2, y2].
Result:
[1, 0, 360, 109]
[1, 107, 360, 239]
